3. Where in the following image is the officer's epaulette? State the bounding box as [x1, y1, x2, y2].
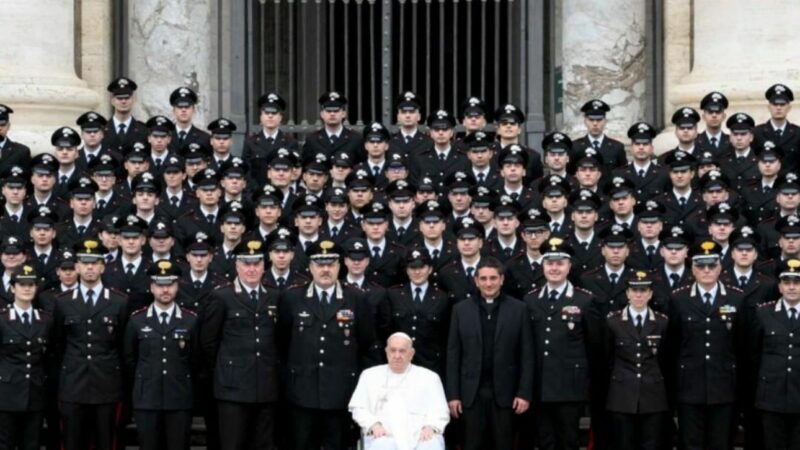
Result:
[607, 309, 623, 318]
[0, 307, 7, 315]
[574, 286, 594, 296]
[130, 306, 148, 317]
[672, 284, 692, 293]
[182, 308, 197, 317]
[654, 310, 668, 319]
[759, 300, 778, 309]
[722, 283, 744, 294]
[212, 281, 234, 292]
[108, 286, 126, 296]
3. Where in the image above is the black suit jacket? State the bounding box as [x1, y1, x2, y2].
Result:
[123, 304, 199, 410]
[102, 258, 153, 314]
[408, 147, 471, 193]
[695, 131, 730, 158]
[502, 254, 546, 300]
[613, 163, 670, 201]
[52, 286, 128, 404]
[0, 307, 53, 411]
[572, 135, 627, 179]
[580, 266, 641, 318]
[446, 295, 533, 407]
[200, 281, 281, 403]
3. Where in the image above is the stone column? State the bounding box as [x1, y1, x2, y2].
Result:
[128, 0, 217, 125]
[656, 0, 800, 152]
[81, 0, 114, 117]
[561, 0, 647, 142]
[0, 0, 100, 154]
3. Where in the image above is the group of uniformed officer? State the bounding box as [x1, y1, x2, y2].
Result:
[1, 77, 800, 450]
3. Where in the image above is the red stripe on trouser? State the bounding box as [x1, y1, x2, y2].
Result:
[110, 402, 123, 450]
[587, 428, 595, 450]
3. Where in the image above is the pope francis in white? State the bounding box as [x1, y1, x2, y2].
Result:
[349, 332, 449, 450]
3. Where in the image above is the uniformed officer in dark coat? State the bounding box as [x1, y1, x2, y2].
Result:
[658, 150, 704, 227]
[26, 153, 71, 223]
[302, 92, 365, 163]
[27, 205, 61, 291]
[0, 166, 35, 240]
[408, 110, 470, 192]
[0, 265, 53, 450]
[0, 104, 32, 178]
[55, 175, 102, 251]
[718, 112, 759, 193]
[604, 271, 670, 450]
[572, 99, 627, 182]
[438, 217, 485, 303]
[740, 142, 781, 225]
[666, 240, 746, 450]
[491, 104, 544, 186]
[750, 258, 800, 450]
[657, 107, 702, 165]
[123, 260, 199, 450]
[504, 207, 550, 299]
[360, 201, 407, 287]
[102, 77, 149, 153]
[52, 238, 128, 450]
[695, 91, 731, 156]
[626, 200, 667, 271]
[446, 257, 533, 450]
[167, 87, 211, 153]
[580, 225, 639, 318]
[51, 126, 83, 201]
[75, 111, 122, 172]
[524, 237, 602, 450]
[386, 248, 450, 377]
[277, 240, 381, 450]
[242, 93, 299, 186]
[89, 154, 126, 221]
[389, 91, 433, 156]
[102, 215, 152, 314]
[200, 239, 281, 450]
[753, 84, 800, 174]
[613, 122, 670, 201]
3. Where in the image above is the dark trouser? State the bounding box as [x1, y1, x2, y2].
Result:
[676, 402, 735, 450]
[290, 405, 352, 450]
[134, 410, 192, 450]
[60, 402, 120, 450]
[461, 384, 514, 450]
[609, 411, 667, 450]
[761, 410, 800, 450]
[0, 411, 43, 450]
[743, 406, 764, 450]
[43, 384, 60, 450]
[534, 402, 583, 450]
[196, 375, 220, 450]
[217, 401, 275, 450]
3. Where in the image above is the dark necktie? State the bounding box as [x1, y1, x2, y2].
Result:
[87, 153, 96, 163]
[466, 267, 474, 279]
[432, 249, 440, 262]
[160, 312, 169, 326]
[764, 185, 772, 194]
[372, 166, 381, 177]
[277, 277, 286, 288]
[580, 242, 590, 251]
[739, 275, 748, 288]
[669, 273, 680, 288]
[372, 246, 381, 260]
[250, 290, 259, 303]
[77, 225, 86, 236]
[226, 251, 234, 261]
[126, 263, 135, 277]
[331, 226, 339, 237]
[549, 289, 559, 302]
[414, 287, 422, 303]
[638, 169, 645, 178]
[179, 131, 187, 142]
[9, 214, 18, 223]
[636, 314, 643, 333]
[118, 123, 126, 136]
[321, 291, 329, 304]
[678, 196, 687, 207]
[60, 175, 68, 185]
[38, 253, 47, 266]
[206, 214, 215, 224]
[531, 261, 540, 272]
[330, 135, 338, 145]
[737, 155, 746, 163]
[97, 199, 106, 210]
[646, 245, 656, 263]
[703, 292, 712, 305]
[170, 196, 179, 207]
[551, 223, 560, 234]
[193, 280, 203, 290]
[477, 172, 485, 183]
[510, 192, 519, 201]
[105, 254, 114, 264]
[621, 222, 630, 229]
[22, 311, 30, 327]
[776, 129, 784, 139]
[154, 159, 162, 171]
[503, 247, 513, 258]
[438, 152, 446, 162]
[791, 307, 798, 322]
[265, 137, 274, 145]
[592, 140, 600, 150]
[609, 273, 618, 285]
[710, 137, 718, 148]
[85, 289, 95, 306]
[397, 226, 405, 237]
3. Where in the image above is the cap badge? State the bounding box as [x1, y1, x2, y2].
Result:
[701, 241, 716, 254]
[157, 260, 172, 274]
[246, 240, 262, 254]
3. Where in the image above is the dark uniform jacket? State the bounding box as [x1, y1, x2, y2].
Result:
[446, 294, 533, 408]
[437, 260, 479, 303]
[277, 282, 380, 410]
[524, 282, 602, 403]
[156, 190, 198, 224]
[365, 242, 406, 288]
[102, 118, 149, 152]
[502, 254, 545, 300]
[386, 283, 451, 376]
[407, 147, 470, 193]
[626, 240, 665, 272]
[242, 130, 299, 186]
[572, 135, 627, 180]
[753, 121, 800, 174]
[389, 130, 433, 157]
[168, 125, 211, 153]
[666, 282, 746, 404]
[740, 178, 778, 226]
[301, 128, 365, 164]
[580, 265, 641, 318]
[605, 306, 670, 414]
[695, 131, 730, 158]
[55, 217, 102, 252]
[200, 279, 281, 403]
[177, 271, 227, 317]
[751, 300, 800, 413]
[718, 149, 760, 193]
[123, 304, 199, 410]
[319, 219, 362, 246]
[658, 189, 704, 227]
[0, 138, 31, 177]
[103, 257, 153, 315]
[0, 307, 53, 411]
[613, 162, 670, 202]
[53, 285, 128, 404]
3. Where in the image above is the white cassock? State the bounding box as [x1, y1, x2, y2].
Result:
[348, 364, 449, 450]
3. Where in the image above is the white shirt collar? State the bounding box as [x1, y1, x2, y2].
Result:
[79, 283, 103, 302]
[152, 303, 176, 324]
[697, 284, 719, 301]
[113, 117, 132, 129]
[771, 120, 787, 132]
[263, 129, 279, 140]
[121, 256, 142, 274]
[410, 281, 429, 298]
[13, 303, 33, 319]
[191, 271, 207, 284]
[314, 284, 336, 299]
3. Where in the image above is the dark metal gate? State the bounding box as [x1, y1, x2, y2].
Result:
[246, 0, 545, 143]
